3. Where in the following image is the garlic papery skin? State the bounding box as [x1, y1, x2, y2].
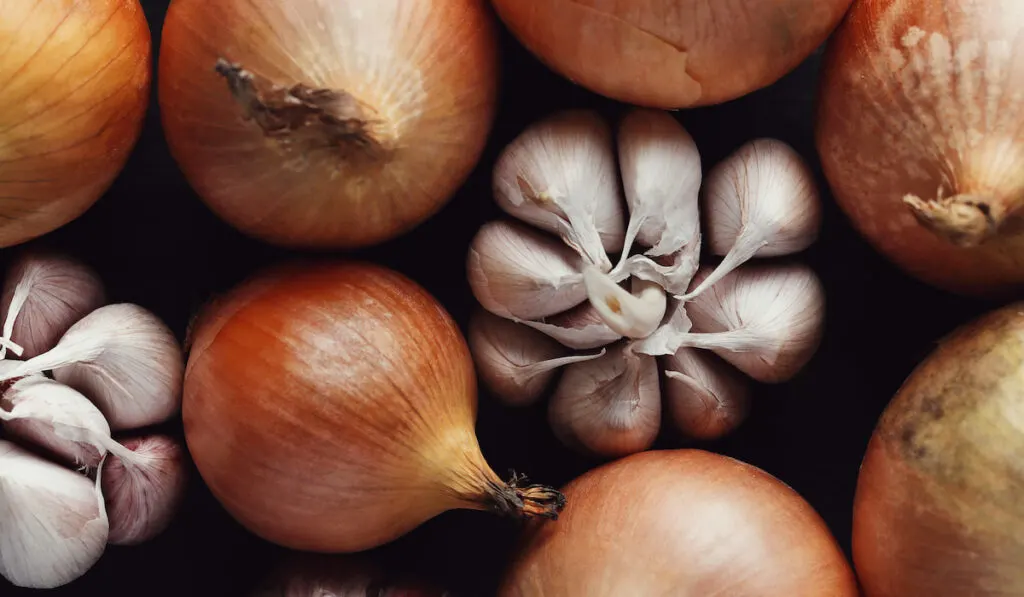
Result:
[0, 304, 184, 430]
[0, 376, 140, 471]
[468, 219, 587, 320]
[548, 345, 661, 458]
[675, 264, 826, 383]
[469, 310, 605, 406]
[493, 110, 625, 271]
[0, 251, 106, 360]
[0, 440, 109, 589]
[662, 348, 751, 441]
[516, 300, 623, 350]
[102, 435, 187, 546]
[582, 266, 667, 339]
[682, 138, 821, 300]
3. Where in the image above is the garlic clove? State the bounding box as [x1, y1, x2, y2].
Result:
[102, 435, 188, 546]
[616, 109, 703, 259]
[662, 348, 751, 441]
[493, 110, 626, 270]
[0, 376, 139, 470]
[0, 439, 109, 589]
[672, 264, 826, 383]
[683, 138, 821, 300]
[468, 309, 604, 406]
[0, 304, 184, 430]
[468, 220, 587, 320]
[634, 300, 693, 356]
[548, 345, 661, 457]
[515, 300, 623, 350]
[0, 250, 106, 360]
[581, 265, 667, 339]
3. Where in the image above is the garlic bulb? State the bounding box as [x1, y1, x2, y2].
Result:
[662, 348, 750, 440]
[493, 110, 625, 270]
[0, 375, 138, 470]
[549, 345, 661, 457]
[0, 440, 108, 589]
[0, 250, 106, 360]
[102, 435, 187, 546]
[0, 303, 184, 430]
[468, 309, 603, 406]
[683, 139, 821, 299]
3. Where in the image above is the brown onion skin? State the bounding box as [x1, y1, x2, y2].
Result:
[183, 261, 515, 552]
[0, 0, 151, 247]
[158, 0, 498, 249]
[853, 303, 1024, 596]
[491, 0, 852, 108]
[499, 450, 859, 597]
[817, 0, 1024, 296]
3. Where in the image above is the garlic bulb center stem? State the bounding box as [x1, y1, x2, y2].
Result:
[582, 266, 666, 339]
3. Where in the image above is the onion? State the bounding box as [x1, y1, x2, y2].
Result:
[491, 0, 852, 108]
[817, 0, 1024, 296]
[183, 261, 565, 553]
[158, 0, 499, 249]
[853, 302, 1024, 596]
[251, 553, 448, 597]
[499, 450, 859, 596]
[0, 0, 151, 247]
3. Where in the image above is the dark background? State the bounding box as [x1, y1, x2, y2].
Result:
[5, 2, 1001, 596]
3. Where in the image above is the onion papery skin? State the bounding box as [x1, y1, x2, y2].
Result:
[183, 261, 555, 553]
[490, 0, 853, 109]
[158, 0, 499, 249]
[853, 303, 1024, 596]
[499, 450, 859, 597]
[817, 0, 1024, 296]
[0, 0, 151, 247]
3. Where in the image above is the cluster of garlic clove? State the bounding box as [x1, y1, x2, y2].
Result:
[467, 109, 825, 458]
[0, 250, 187, 590]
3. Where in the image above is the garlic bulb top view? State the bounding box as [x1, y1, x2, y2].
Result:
[468, 108, 827, 456]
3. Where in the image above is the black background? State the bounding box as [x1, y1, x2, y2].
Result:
[5, 2, 1002, 596]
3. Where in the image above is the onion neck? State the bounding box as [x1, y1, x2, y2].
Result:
[903, 191, 1024, 248]
[214, 58, 393, 166]
[481, 472, 566, 520]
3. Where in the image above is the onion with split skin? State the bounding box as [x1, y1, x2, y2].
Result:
[159, 0, 499, 249]
[817, 0, 1024, 296]
[853, 302, 1024, 596]
[491, 0, 853, 108]
[0, 0, 151, 247]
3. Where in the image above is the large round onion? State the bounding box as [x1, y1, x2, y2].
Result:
[0, 0, 151, 247]
[499, 450, 859, 596]
[853, 302, 1024, 596]
[491, 0, 852, 108]
[817, 0, 1024, 296]
[159, 0, 499, 249]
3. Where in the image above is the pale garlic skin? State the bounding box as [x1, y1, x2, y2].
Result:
[467, 108, 825, 457]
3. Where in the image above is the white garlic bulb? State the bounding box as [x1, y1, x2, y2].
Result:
[662, 348, 750, 440]
[0, 439, 108, 589]
[493, 110, 625, 271]
[683, 138, 821, 299]
[0, 303, 184, 430]
[0, 250, 106, 359]
[548, 345, 661, 457]
[102, 435, 188, 546]
[0, 375, 138, 470]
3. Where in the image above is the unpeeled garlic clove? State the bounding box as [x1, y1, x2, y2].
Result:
[683, 138, 821, 300]
[102, 435, 188, 546]
[468, 310, 604, 406]
[467, 220, 587, 320]
[493, 110, 625, 270]
[0, 439, 109, 589]
[0, 250, 106, 359]
[0, 375, 139, 470]
[548, 344, 661, 457]
[662, 348, 750, 441]
[0, 304, 184, 430]
[672, 264, 826, 383]
[516, 300, 622, 350]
